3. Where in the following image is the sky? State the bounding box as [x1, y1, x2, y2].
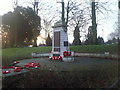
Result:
[0, 0, 118, 44]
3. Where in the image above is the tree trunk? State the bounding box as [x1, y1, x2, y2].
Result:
[92, 1, 97, 44]
[33, 38, 37, 47]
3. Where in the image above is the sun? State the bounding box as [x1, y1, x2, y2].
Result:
[37, 35, 46, 46]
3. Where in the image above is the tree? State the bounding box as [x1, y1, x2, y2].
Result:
[2, 6, 41, 48]
[22, 6, 41, 47]
[91, 0, 115, 44]
[91, 1, 97, 44]
[46, 34, 52, 46]
[72, 25, 81, 45]
[107, 21, 119, 44]
[85, 27, 104, 45]
[97, 36, 104, 44]
[2, 11, 16, 47]
[41, 14, 57, 38]
[65, 0, 83, 31]
[85, 26, 93, 44]
[106, 38, 118, 44]
[113, 22, 119, 38]
[70, 9, 88, 43]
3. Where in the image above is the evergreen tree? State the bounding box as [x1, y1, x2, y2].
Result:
[46, 34, 52, 46]
[2, 6, 40, 47]
[85, 26, 94, 45]
[73, 25, 81, 45]
[97, 36, 104, 44]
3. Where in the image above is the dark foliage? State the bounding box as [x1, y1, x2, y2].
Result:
[105, 38, 118, 44]
[84, 26, 93, 45]
[73, 25, 81, 45]
[97, 36, 104, 44]
[85, 26, 100, 45]
[46, 34, 52, 46]
[2, 6, 40, 48]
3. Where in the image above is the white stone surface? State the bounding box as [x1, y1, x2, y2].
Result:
[63, 57, 74, 62]
[52, 21, 69, 59]
[31, 53, 49, 57]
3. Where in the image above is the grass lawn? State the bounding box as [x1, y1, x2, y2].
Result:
[2, 44, 119, 66]
[2, 46, 51, 66]
[70, 44, 118, 54]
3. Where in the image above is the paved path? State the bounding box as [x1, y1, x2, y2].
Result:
[17, 57, 117, 70]
[2, 57, 118, 77]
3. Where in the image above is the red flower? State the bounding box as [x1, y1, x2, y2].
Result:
[63, 51, 71, 57]
[13, 61, 20, 64]
[2, 66, 15, 69]
[2, 66, 7, 69]
[37, 63, 41, 67]
[14, 67, 22, 72]
[52, 56, 62, 60]
[58, 56, 62, 60]
[24, 62, 41, 68]
[24, 64, 30, 68]
[2, 70, 11, 74]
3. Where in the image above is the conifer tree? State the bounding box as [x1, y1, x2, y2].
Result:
[73, 25, 81, 45]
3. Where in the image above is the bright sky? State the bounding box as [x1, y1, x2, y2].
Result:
[0, 0, 118, 44]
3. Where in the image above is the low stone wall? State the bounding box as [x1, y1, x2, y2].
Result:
[31, 52, 119, 60]
[74, 53, 119, 60]
[31, 52, 49, 58]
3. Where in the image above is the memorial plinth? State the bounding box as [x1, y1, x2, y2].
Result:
[50, 20, 74, 61]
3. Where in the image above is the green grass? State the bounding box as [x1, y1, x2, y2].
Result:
[70, 44, 118, 54]
[2, 44, 119, 66]
[2, 46, 51, 66]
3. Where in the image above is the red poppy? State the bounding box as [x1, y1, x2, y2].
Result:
[2, 66, 15, 69]
[58, 56, 62, 60]
[63, 51, 71, 57]
[2, 70, 11, 74]
[37, 63, 41, 67]
[14, 61, 20, 64]
[2, 66, 7, 69]
[52, 56, 62, 60]
[24, 64, 30, 68]
[24, 62, 41, 68]
[14, 67, 23, 72]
